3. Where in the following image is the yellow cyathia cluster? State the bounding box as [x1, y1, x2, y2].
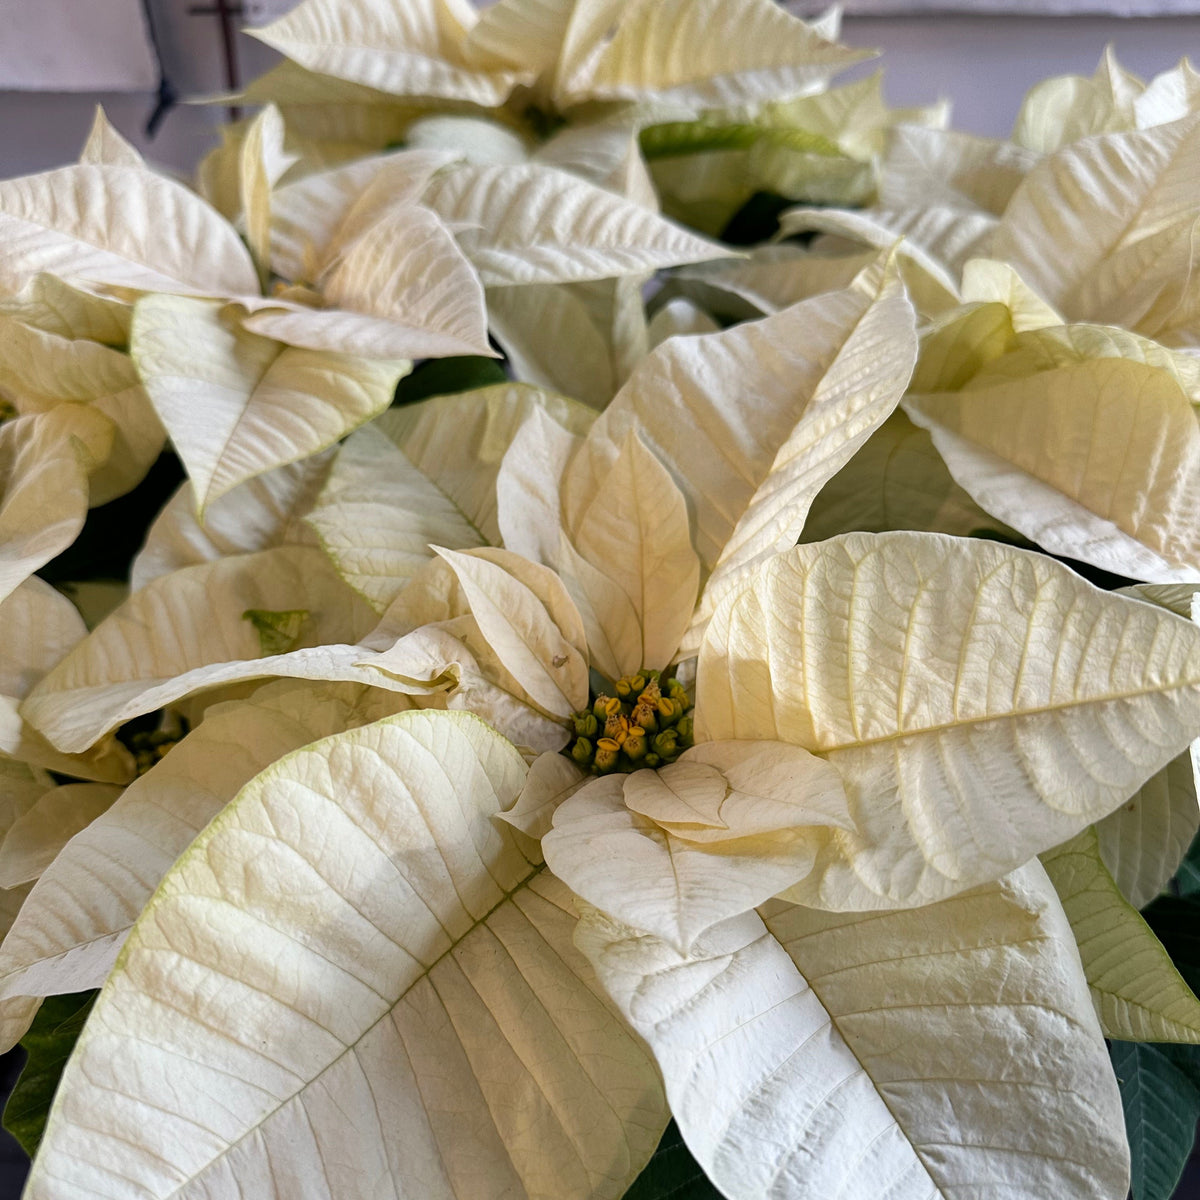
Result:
[565, 670, 694, 775]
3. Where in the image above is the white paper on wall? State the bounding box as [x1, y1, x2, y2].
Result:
[0, 0, 158, 91]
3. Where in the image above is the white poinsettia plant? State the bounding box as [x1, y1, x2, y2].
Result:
[6, 1, 1200, 1197]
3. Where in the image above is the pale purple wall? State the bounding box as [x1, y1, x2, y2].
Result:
[846, 13, 1200, 135]
[2, 13, 1200, 179]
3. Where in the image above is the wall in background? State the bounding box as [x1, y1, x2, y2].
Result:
[1, 13, 1198, 178]
[0, 0, 157, 91]
[846, 13, 1200, 133]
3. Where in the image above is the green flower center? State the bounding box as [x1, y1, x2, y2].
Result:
[563, 669, 695, 775]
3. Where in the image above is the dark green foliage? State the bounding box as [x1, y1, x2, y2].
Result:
[623, 1122, 721, 1199]
[1122, 895, 1200, 1198]
[36, 451, 183, 587]
[639, 122, 840, 163]
[392, 356, 508, 407]
[1144, 895, 1200, 992]
[1174, 829, 1200, 899]
[719, 192, 796, 246]
[524, 107, 567, 140]
[1110, 1040, 1200, 1200]
[2, 991, 98, 1159]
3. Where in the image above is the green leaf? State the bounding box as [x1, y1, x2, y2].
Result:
[719, 192, 795, 246]
[392, 355, 508, 407]
[2, 990, 97, 1159]
[639, 122, 841, 162]
[1040, 827, 1200, 1043]
[1110, 1039, 1200, 1200]
[622, 1121, 720, 1199]
[241, 608, 310, 656]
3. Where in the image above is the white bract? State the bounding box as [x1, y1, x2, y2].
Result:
[6, 20, 1200, 1200]
[21, 252, 1200, 1200]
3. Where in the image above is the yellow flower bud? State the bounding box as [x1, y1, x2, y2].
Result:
[631, 702, 658, 733]
[594, 738, 620, 773]
[653, 729, 678, 757]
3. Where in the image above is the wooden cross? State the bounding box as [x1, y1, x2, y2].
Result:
[187, 0, 244, 119]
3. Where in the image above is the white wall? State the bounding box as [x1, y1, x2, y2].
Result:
[847, 13, 1200, 134]
[0, 13, 1198, 178]
[0, 0, 157, 91]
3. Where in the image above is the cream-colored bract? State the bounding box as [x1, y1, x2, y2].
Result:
[247, 0, 867, 116]
[696, 532, 1200, 910]
[567, 430, 700, 674]
[0, 581, 130, 784]
[26, 711, 668, 1200]
[0, 164, 259, 299]
[249, 0, 525, 106]
[131, 294, 406, 514]
[305, 384, 595, 613]
[583, 0, 868, 108]
[579, 254, 918, 656]
[575, 861, 1128, 1200]
[498, 748, 587, 855]
[315, 202, 491, 352]
[129, 452, 332, 590]
[0, 411, 103, 606]
[420, 161, 733, 287]
[1096, 748, 1200, 909]
[305, 423, 489, 612]
[11, 24, 1200, 1199]
[266, 147, 454, 282]
[665, 243, 876, 320]
[434, 544, 590, 716]
[0, 783, 120, 890]
[78, 107, 145, 170]
[906, 321, 1200, 583]
[0, 300, 166, 603]
[543, 741, 853, 952]
[0, 312, 163, 506]
[0, 272, 130, 346]
[382, 383, 597, 544]
[1013, 47, 1145, 154]
[878, 124, 1037, 217]
[19, 546, 409, 752]
[799, 410, 1006, 544]
[994, 113, 1200, 344]
[237, 104, 297, 282]
[0, 681, 413, 1006]
[486, 282, 618, 408]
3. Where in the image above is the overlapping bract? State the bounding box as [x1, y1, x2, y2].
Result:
[5, 16, 1200, 1200]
